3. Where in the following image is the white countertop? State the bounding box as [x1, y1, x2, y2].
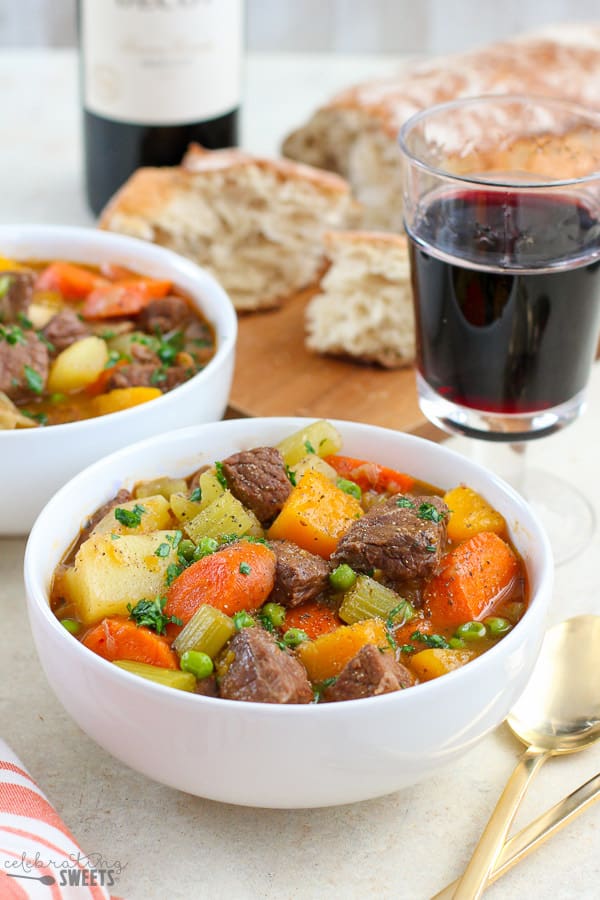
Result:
[1, 49, 600, 900]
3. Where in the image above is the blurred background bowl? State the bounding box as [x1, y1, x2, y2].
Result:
[0, 224, 237, 535]
[24, 417, 553, 808]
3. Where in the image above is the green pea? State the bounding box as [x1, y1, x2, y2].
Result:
[282, 628, 309, 648]
[484, 616, 512, 638]
[193, 536, 218, 560]
[233, 611, 255, 630]
[177, 539, 196, 562]
[448, 636, 466, 649]
[329, 563, 357, 592]
[180, 650, 214, 680]
[261, 602, 286, 628]
[456, 621, 487, 642]
[60, 618, 81, 635]
[336, 478, 361, 501]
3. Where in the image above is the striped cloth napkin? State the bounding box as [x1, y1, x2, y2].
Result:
[0, 738, 121, 899]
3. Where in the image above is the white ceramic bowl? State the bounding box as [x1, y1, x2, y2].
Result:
[0, 224, 237, 535]
[24, 418, 553, 808]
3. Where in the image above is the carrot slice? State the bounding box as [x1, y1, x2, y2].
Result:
[424, 532, 519, 629]
[35, 262, 107, 300]
[81, 278, 172, 319]
[165, 542, 277, 624]
[82, 616, 178, 669]
[284, 602, 341, 640]
[324, 454, 415, 494]
[85, 359, 127, 396]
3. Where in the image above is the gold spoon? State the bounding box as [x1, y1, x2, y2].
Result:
[450, 615, 600, 900]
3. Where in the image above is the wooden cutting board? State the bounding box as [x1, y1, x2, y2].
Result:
[228, 288, 446, 441]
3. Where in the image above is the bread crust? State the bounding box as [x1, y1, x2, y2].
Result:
[320, 29, 600, 137]
[100, 148, 353, 312]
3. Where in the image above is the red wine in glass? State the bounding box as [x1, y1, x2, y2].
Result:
[408, 190, 600, 426]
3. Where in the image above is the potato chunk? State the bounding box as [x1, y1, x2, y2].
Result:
[47, 335, 108, 393]
[91, 494, 173, 536]
[62, 530, 180, 625]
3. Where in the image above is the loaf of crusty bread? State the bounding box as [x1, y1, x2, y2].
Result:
[99, 145, 354, 311]
[283, 26, 600, 231]
[305, 230, 414, 368]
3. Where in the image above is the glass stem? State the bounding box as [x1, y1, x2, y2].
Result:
[469, 441, 528, 495]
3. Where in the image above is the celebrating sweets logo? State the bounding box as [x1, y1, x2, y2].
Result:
[3, 850, 127, 888]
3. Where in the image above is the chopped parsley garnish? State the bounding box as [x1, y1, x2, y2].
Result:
[155, 542, 171, 558]
[99, 329, 116, 340]
[23, 365, 43, 394]
[165, 563, 184, 587]
[233, 611, 255, 630]
[150, 366, 167, 385]
[189, 487, 202, 502]
[398, 643, 416, 654]
[17, 312, 33, 329]
[165, 530, 182, 549]
[396, 496, 415, 509]
[127, 596, 182, 635]
[21, 410, 48, 425]
[157, 331, 184, 365]
[104, 349, 131, 369]
[336, 477, 361, 500]
[36, 331, 55, 352]
[114, 504, 146, 528]
[0, 324, 26, 345]
[285, 465, 297, 487]
[417, 502, 444, 524]
[214, 461, 227, 488]
[384, 600, 416, 652]
[239, 561, 252, 575]
[386, 600, 415, 629]
[313, 676, 337, 702]
[304, 439, 316, 455]
[411, 630, 449, 649]
[110, 533, 121, 541]
[425, 544, 437, 553]
[257, 611, 275, 633]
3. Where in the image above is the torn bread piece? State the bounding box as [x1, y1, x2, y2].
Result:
[305, 230, 414, 369]
[99, 145, 354, 311]
[282, 26, 600, 230]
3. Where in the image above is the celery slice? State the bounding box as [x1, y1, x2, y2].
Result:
[339, 574, 415, 625]
[113, 660, 196, 692]
[185, 490, 263, 543]
[173, 604, 236, 658]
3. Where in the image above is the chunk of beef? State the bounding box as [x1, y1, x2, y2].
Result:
[42, 309, 90, 355]
[322, 644, 415, 702]
[129, 341, 160, 365]
[219, 627, 313, 704]
[269, 540, 330, 607]
[0, 331, 48, 402]
[221, 446, 292, 524]
[137, 296, 191, 334]
[195, 675, 219, 698]
[0, 271, 33, 323]
[104, 363, 190, 393]
[332, 494, 448, 583]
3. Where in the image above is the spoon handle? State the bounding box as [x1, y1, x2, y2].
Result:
[450, 745, 550, 900]
[433, 768, 600, 899]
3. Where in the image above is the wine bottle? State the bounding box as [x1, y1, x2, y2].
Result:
[79, 0, 244, 216]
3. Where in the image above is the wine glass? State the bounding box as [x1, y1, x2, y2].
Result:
[399, 95, 600, 563]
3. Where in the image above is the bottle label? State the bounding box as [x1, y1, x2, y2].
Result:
[81, 0, 242, 125]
